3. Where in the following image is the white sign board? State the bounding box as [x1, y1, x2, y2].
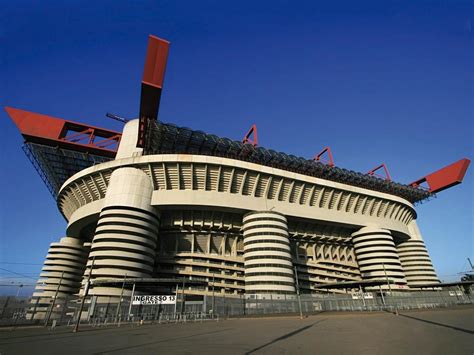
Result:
[351, 292, 373, 300]
[132, 295, 176, 305]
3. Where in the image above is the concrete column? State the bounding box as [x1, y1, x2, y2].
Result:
[351, 226, 407, 289]
[29, 237, 90, 320]
[396, 221, 439, 288]
[83, 167, 159, 301]
[115, 119, 143, 159]
[242, 211, 295, 295]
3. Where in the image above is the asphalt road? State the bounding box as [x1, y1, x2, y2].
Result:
[0, 307, 472, 355]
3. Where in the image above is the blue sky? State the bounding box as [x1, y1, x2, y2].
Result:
[1, 0, 472, 295]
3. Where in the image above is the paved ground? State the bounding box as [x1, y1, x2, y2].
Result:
[0, 307, 473, 354]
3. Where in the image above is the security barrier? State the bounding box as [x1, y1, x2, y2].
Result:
[0, 289, 472, 328]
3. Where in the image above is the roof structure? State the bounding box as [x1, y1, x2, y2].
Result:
[6, 107, 118, 196]
[22, 142, 112, 196]
[11, 114, 433, 202]
[5, 33, 467, 204]
[147, 121, 433, 203]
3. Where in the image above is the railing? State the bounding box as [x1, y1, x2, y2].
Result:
[0, 290, 472, 328]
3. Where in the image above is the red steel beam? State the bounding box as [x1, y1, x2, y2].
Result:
[367, 163, 392, 181]
[313, 147, 334, 167]
[5, 107, 121, 158]
[138, 35, 170, 148]
[410, 158, 471, 193]
[242, 124, 258, 147]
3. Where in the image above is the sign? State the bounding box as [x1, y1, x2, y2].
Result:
[132, 295, 176, 305]
[351, 292, 373, 300]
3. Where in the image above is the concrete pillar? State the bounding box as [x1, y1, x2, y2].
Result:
[83, 167, 159, 301]
[242, 211, 295, 295]
[115, 119, 143, 159]
[351, 226, 407, 289]
[29, 237, 90, 320]
[396, 221, 439, 288]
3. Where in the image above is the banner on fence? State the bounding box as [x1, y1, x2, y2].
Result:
[132, 295, 176, 305]
[351, 292, 374, 300]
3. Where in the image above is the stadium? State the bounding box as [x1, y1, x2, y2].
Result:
[5, 35, 470, 320]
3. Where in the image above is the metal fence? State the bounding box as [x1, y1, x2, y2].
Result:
[1, 289, 473, 328]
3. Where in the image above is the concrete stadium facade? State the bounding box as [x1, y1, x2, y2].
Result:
[29, 119, 441, 318]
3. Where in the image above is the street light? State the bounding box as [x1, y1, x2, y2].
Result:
[16, 284, 23, 297]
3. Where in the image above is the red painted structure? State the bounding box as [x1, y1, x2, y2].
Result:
[5, 107, 121, 158]
[410, 158, 471, 193]
[367, 163, 392, 181]
[242, 124, 258, 147]
[138, 35, 170, 149]
[4, 34, 470, 202]
[313, 147, 335, 167]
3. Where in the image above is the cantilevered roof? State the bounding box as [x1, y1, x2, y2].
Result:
[23, 142, 112, 196]
[147, 121, 432, 203]
[6, 107, 433, 202]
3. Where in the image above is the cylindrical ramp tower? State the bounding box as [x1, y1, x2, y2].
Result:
[243, 211, 295, 294]
[397, 240, 438, 287]
[29, 237, 89, 320]
[84, 167, 159, 301]
[351, 226, 407, 288]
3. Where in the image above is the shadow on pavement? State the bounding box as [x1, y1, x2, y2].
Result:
[92, 328, 231, 354]
[245, 319, 326, 354]
[0, 324, 146, 344]
[399, 314, 474, 335]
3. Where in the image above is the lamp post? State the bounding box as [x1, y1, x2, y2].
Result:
[128, 282, 136, 321]
[211, 271, 215, 319]
[382, 263, 392, 292]
[180, 278, 186, 316]
[16, 284, 23, 297]
[73, 256, 95, 333]
[294, 266, 303, 319]
[115, 274, 127, 325]
[44, 271, 64, 327]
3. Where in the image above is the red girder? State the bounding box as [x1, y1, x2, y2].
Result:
[410, 158, 470, 193]
[242, 124, 258, 147]
[63, 128, 94, 144]
[313, 147, 334, 167]
[138, 35, 170, 149]
[5, 107, 121, 158]
[367, 163, 392, 181]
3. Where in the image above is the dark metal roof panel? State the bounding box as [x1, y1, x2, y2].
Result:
[148, 121, 432, 203]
